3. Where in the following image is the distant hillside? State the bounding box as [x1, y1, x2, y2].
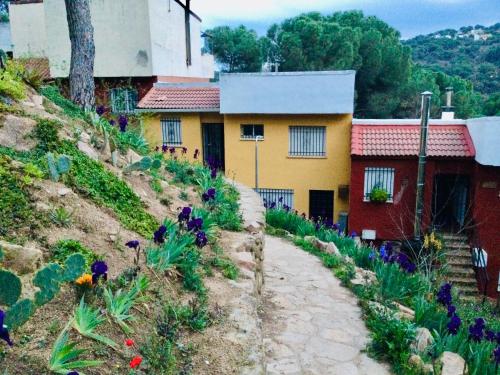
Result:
[404, 23, 500, 95]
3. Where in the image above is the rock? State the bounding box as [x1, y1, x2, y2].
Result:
[411, 327, 434, 353]
[325, 242, 340, 256]
[0, 240, 43, 275]
[126, 149, 143, 164]
[77, 141, 99, 161]
[246, 220, 262, 234]
[58, 187, 72, 196]
[438, 352, 468, 375]
[35, 202, 50, 211]
[109, 234, 118, 243]
[351, 267, 377, 286]
[395, 302, 415, 320]
[80, 131, 91, 143]
[408, 354, 425, 369]
[31, 95, 43, 107]
[0, 115, 37, 151]
[423, 364, 435, 374]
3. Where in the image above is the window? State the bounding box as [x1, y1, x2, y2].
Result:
[289, 126, 326, 157]
[109, 88, 138, 113]
[241, 124, 264, 139]
[161, 118, 182, 145]
[256, 188, 294, 209]
[364, 167, 395, 202]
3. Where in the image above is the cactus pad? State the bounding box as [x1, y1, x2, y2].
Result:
[33, 263, 63, 306]
[5, 299, 34, 330]
[56, 155, 71, 174]
[0, 269, 21, 306]
[61, 253, 86, 282]
[47, 152, 60, 182]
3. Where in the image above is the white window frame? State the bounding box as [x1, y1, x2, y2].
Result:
[161, 118, 182, 146]
[289, 126, 326, 157]
[109, 87, 138, 114]
[363, 167, 395, 203]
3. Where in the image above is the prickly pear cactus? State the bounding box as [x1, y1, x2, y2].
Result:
[61, 253, 86, 282]
[56, 155, 71, 174]
[5, 299, 34, 330]
[151, 158, 162, 170]
[33, 263, 63, 306]
[124, 156, 153, 172]
[47, 152, 60, 182]
[0, 269, 21, 306]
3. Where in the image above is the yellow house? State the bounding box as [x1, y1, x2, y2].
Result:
[137, 71, 356, 224]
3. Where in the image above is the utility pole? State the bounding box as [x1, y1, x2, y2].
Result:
[255, 135, 263, 190]
[414, 91, 433, 241]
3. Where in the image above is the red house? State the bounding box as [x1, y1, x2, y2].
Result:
[349, 117, 500, 297]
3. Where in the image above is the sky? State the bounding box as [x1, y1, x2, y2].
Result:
[191, 0, 500, 39]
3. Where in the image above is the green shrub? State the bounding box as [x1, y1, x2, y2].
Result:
[0, 62, 25, 100]
[50, 239, 99, 269]
[141, 335, 177, 374]
[49, 207, 73, 227]
[32, 119, 63, 152]
[211, 256, 239, 280]
[40, 85, 89, 121]
[369, 186, 389, 203]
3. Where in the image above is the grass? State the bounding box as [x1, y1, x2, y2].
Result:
[39, 85, 89, 122]
[49, 239, 100, 269]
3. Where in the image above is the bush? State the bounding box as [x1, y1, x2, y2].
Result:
[0, 61, 26, 100]
[369, 186, 389, 203]
[50, 239, 100, 269]
[39, 85, 89, 121]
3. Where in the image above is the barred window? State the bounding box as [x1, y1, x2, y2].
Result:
[241, 124, 264, 139]
[364, 167, 395, 202]
[256, 188, 294, 208]
[161, 118, 182, 145]
[289, 126, 326, 156]
[109, 88, 138, 114]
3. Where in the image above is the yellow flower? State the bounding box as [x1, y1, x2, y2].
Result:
[75, 273, 93, 286]
[423, 234, 430, 249]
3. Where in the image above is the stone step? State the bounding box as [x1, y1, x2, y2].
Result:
[448, 277, 477, 288]
[447, 266, 474, 276]
[456, 285, 480, 296]
[445, 242, 469, 249]
[447, 256, 472, 266]
[446, 249, 471, 258]
[441, 233, 468, 241]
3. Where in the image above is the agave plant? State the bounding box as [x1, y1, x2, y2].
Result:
[103, 288, 136, 334]
[48, 329, 102, 374]
[72, 298, 117, 349]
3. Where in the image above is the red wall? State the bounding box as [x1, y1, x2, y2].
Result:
[348, 157, 474, 240]
[471, 164, 500, 296]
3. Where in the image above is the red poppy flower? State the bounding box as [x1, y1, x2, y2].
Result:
[125, 339, 134, 347]
[130, 356, 142, 368]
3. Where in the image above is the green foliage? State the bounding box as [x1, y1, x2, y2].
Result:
[177, 249, 204, 293]
[123, 156, 153, 172]
[40, 85, 89, 121]
[72, 298, 117, 349]
[33, 119, 63, 152]
[49, 207, 73, 227]
[61, 253, 86, 282]
[369, 185, 389, 203]
[266, 209, 315, 236]
[50, 239, 99, 269]
[211, 256, 239, 280]
[294, 237, 341, 269]
[483, 92, 500, 116]
[48, 329, 102, 374]
[0, 61, 26, 100]
[4, 298, 34, 330]
[365, 306, 416, 374]
[33, 263, 63, 306]
[141, 335, 177, 374]
[205, 25, 263, 72]
[46, 153, 72, 182]
[413, 295, 448, 335]
[0, 269, 22, 306]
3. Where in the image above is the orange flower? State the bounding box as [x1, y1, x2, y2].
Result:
[75, 273, 93, 286]
[125, 339, 134, 347]
[130, 356, 142, 369]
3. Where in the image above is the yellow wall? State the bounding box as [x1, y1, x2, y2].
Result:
[223, 114, 352, 221]
[142, 112, 352, 221]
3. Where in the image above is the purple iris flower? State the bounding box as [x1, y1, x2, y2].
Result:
[269, 202, 276, 209]
[486, 330, 496, 342]
[447, 304, 456, 317]
[67, 372, 79, 375]
[447, 314, 461, 335]
[96, 105, 106, 116]
[469, 318, 486, 342]
[397, 253, 416, 273]
[494, 347, 500, 364]
[210, 168, 217, 179]
[379, 245, 388, 262]
[125, 240, 140, 250]
[162, 144, 168, 153]
[0, 310, 13, 346]
[278, 197, 283, 203]
[169, 147, 176, 154]
[194, 149, 199, 159]
[187, 217, 203, 232]
[195, 231, 208, 248]
[202, 188, 216, 202]
[350, 231, 358, 238]
[91, 261, 108, 284]
[368, 251, 375, 261]
[437, 283, 453, 306]
[118, 115, 128, 132]
[178, 207, 192, 222]
[182, 147, 187, 154]
[109, 119, 115, 126]
[153, 225, 167, 244]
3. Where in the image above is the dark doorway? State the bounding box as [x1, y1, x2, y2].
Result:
[309, 190, 334, 220]
[432, 174, 469, 231]
[202, 123, 225, 170]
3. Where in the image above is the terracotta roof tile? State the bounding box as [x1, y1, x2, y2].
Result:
[137, 86, 220, 111]
[351, 124, 475, 158]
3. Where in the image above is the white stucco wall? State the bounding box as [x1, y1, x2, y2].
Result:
[148, 0, 213, 78]
[45, 0, 153, 78]
[9, 3, 47, 58]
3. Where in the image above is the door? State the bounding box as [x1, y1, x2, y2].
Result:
[202, 123, 225, 170]
[432, 174, 469, 231]
[309, 190, 334, 221]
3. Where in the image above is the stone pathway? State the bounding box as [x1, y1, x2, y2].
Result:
[262, 235, 391, 375]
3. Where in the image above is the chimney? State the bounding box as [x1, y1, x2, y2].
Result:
[441, 87, 454, 120]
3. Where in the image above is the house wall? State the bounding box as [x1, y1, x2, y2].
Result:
[471, 164, 500, 297]
[223, 114, 352, 221]
[349, 158, 474, 240]
[9, 2, 47, 58]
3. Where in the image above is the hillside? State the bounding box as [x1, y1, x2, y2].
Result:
[404, 23, 500, 95]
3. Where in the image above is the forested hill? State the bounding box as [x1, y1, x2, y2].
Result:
[404, 23, 500, 95]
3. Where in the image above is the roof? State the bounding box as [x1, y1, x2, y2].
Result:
[137, 83, 220, 112]
[466, 117, 500, 167]
[17, 57, 51, 80]
[351, 121, 475, 158]
[220, 71, 356, 115]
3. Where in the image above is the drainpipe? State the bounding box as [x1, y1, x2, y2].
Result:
[255, 135, 263, 190]
[414, 91, 433, 241]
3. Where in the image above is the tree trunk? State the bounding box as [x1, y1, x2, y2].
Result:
[64, 0, 95, 110]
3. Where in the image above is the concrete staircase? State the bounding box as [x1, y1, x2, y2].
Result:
[442, 233, 479, 297]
